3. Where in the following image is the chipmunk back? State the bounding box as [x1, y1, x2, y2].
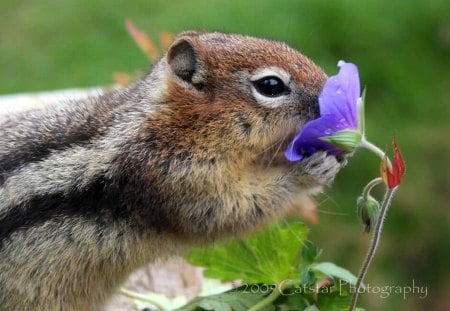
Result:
[0, 31, 344, 310]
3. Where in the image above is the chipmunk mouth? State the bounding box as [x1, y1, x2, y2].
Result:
[261, 151, 289, 167]
[260, 131, 297, 167]
[256, 114, 307, 167]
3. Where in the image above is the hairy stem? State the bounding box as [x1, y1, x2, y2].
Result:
[362, 177, 383, 200]
[349, 186, 398, 311]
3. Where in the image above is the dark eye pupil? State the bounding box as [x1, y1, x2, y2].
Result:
[254, 76, 288, 97]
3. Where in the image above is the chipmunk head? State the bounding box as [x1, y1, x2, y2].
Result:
[132, 31, 331, 238]
[144, 31, 327, 167]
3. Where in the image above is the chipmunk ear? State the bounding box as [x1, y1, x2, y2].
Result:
[167, 38, 205, 86]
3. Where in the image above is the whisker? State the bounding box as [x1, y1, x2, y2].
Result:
[315, 208, 350, 217]
[314, 193, 350, 217]
[253, 137, 285, 157]
[265, 137, 286, 168]
[316, 192, 340, 208]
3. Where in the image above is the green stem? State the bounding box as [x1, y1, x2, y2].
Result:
[248, 285, 281, 311]
[249, 280, 296, 311]
[349, 186, 398, 311]
[120, 287, 167, 311]
[362, 177, 383, 200]
[360, 138, 392, 170]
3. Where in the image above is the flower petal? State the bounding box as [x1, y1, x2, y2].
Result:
[319, 61, 360, 129]
[285, 115, 343, 161]
[388, 137, 406, 188]
[392, 137, 405, 179]
[284, 61, 362, 162]
[380, 137, 406, 188]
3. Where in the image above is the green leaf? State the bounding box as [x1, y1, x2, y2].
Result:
[185, 221, 308, 284]
[299, 264, 316, 286]
[272, 292, 310, 311]
[312, 262, 358, 285]
[304, 305, 319, 311]
[301, 240, 319, 264]
[320, 129, 362, 152]
[316, 292, 351, 311]
[175, 290, 272, 311]
[316, 291, 365, 311]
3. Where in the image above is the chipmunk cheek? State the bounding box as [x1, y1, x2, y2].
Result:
[240, 122, 252, 137]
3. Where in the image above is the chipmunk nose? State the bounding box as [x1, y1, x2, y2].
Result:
[308, 75, 327, 119]
[303, 92, 320, 120]
[308, 74, 327, 120]
[292, 91, 320, 121]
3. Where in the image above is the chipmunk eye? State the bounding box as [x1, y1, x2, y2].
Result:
[253, 76, 289, 97]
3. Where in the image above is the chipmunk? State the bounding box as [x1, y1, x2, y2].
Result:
[0, 31, 345, 310]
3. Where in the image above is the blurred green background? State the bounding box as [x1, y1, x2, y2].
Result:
[1, 0, 449, 310]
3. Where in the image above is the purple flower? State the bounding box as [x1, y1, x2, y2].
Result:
[285, 61, 362, 161]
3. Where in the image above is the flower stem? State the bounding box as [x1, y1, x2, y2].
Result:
[360, 138, 392, 170]
[362, 177, 383, 200]
[120, 287, 167, 311]
[349, 186, 398, 311]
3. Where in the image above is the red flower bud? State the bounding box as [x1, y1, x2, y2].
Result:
[380, 137, 405, 188]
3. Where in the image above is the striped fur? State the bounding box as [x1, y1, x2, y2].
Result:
[0, 31, 344, 310]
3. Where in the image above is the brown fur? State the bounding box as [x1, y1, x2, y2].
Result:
[0, 31, 344, 310]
